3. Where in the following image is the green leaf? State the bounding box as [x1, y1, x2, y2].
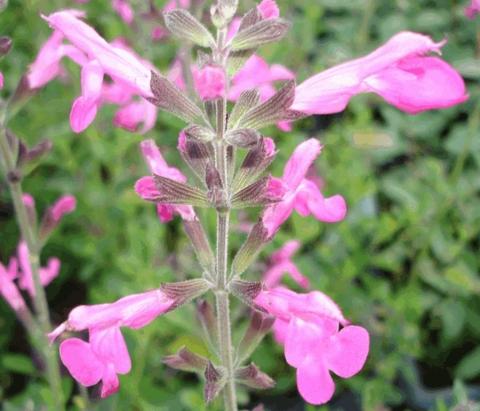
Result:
[1, 354, 36, 375]
[456, 347, 480, 380]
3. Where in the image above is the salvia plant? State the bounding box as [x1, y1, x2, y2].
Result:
[0, 0, 469, 410]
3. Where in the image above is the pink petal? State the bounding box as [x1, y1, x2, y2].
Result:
[60, 338, 104, 386]
[193, 65, 226, 101]
[292, 31, 466, 115]
[100, 363, 120, 398]
[113, 100, 157, 133]
[135, 176, 161, 201]
[296, 358, 335, 405]
[140, 140, 186, 182]
[39, 257, 60, 287]
[90, 327, 131, 374]
[157, 204, 175, 222]
[325, 325, 370, 378]
[283, 139, 322, 190]
[43, 11, 152, 96]
[70, 61, 104, 133]
[262, 193, 296, 238]
[257, 0, 280, 19]
[364, 56, 468, 114]
[284, 317, 320, 368]
[296, 180, 347, 223]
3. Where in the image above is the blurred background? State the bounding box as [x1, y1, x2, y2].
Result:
[1, 0, 480, 410]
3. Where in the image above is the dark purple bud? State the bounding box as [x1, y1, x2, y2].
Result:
[0, 36, 12, 56]
[204, 362, 226, 404]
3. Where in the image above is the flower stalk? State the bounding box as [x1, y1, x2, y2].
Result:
[212, 20, 238, 411]
[0, 119, 65, 411]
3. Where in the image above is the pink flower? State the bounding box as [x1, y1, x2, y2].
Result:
[27, 29, 87, 90]
[60, 327, 131, 398]
[49, 289, 174, 340]
[112, 0, 134, 24]
[135, 139, 195, 222]
[257, 0, 280, 19]
[465, 0, 480, 18]
[50, 289, 173, 396]
[255, 287, 369, 405]
[0, 258, 26, 312]
[193, 65, 226, 101]
[262, 139, 347, 238]
[44, 12, 152, 97]
[229, 54, 294, 102]
[292, 31, 467, 115]
[0, 72, 4, 89]
[113, 99, 157, 133]
[17, 242, 60, 297]
[264, 241, 309, 288]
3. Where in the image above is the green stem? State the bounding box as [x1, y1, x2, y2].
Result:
[212, 21, 238, 410]
[0, 126, 65, 411]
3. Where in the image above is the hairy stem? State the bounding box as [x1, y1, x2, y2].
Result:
[212, 20, 238, 409]
[0, 125, 65, 411]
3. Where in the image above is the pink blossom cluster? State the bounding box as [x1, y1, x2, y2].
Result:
[0, 195, 75, 315]
[35, 0, 470, 407]
[27, 11, 156, 134]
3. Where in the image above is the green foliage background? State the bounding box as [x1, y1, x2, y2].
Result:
[1, 0, 480, 410]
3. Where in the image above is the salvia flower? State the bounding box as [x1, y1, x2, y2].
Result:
[27, 29, 87, 90]
[135, 139, 195, 222]
[49, 289, 174, 396]
[40, 194, 77, 240]
[0, 71, 4, 89]
[60, 327, 131, 398]
[262, 138, 347, 238]
[292, 31, 467, 115]
[112, 0, 134, 25]
[264, 240, 309, 289]
[255, 287, 369, 405]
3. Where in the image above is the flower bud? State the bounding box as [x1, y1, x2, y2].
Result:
[178, 131, 215, 182]
[183, 218, 215, 276]
[231, 221, 269, 277]
[235, 363, 275, 389]
[0, 36, 12, 56]
[236, 310, 275, 364]
[204, 362, 226, 404]
[163, 346, 208, 373]
[197, 300, 218, 348]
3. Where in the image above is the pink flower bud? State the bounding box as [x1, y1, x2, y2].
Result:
[257, 0, 280, 19]
[0, 258, 26, 313]
[112, 0, 134, 25]
[22, 193, 35, 209]
[51, 195, 77, 222]
[193, 65, 226, 101]
[0, 72, 4, 89]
